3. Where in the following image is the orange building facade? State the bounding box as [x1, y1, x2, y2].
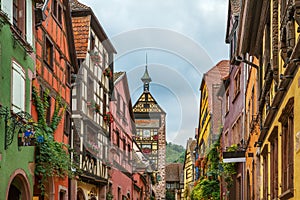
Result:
[32, 0, 77, 199]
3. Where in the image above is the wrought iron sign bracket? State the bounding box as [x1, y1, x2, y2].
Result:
[0, 105, 33, 150]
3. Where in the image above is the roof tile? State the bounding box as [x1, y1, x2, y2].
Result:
[71, 16, 91, 58]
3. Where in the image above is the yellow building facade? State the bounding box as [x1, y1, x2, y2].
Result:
[182, 139, 196, 199]
[237, 0, 300, 199]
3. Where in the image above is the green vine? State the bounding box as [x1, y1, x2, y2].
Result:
[191, 136, 221, 200]
[106, 192, 113, 200]
[32, 87, 75, 195]
[222, 144, 237, 193]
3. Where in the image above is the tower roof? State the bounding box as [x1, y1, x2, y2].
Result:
[141, 66, 152, 83]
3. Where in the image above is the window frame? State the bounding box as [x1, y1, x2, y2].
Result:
[225, 88, 229, 114]
[12, 61, 26, 112]
[233, 69, 241, 99]
[279, 98, 294, 199]
[44, 36, 54, 70]
[13, 0, 26, 36]
[52, 0, 63, 27]
[269, 126, 278, 199]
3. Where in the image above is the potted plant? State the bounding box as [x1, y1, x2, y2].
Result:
[104, 112, 114, 124]
[103, 67, 112, 78]
[94, 103, 101, 114]
[106, 192, 113, 200]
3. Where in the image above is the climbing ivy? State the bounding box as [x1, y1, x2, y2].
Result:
[191, 137, 221, 200]
[32, 87, 75, 195]
[222, 144, 238, 193]
[191, 135, 237, 200]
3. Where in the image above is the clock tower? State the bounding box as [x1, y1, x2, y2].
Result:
[133, 63, 166, 199]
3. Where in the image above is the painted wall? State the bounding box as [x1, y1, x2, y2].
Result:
[32, 0, 73, 198]
[109, 72, 135, 199]
[0, 1, 35, 199]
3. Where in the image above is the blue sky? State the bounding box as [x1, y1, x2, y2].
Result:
[81, 0, 229, 146]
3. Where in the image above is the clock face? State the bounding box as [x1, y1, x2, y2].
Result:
[143, 129, 150, 138]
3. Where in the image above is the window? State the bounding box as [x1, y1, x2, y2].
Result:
[46, 96, 51, 125]
[118, 187, 121, 200]
[45, 37, 53, 69]
[52, 0, 63, 26]
[66, 64, 71, 85]
[90, 34, 95, 50]
[116, 130, 120, 147]
[57, 5, 62, 24]
[103, 93, 107, 115]
[122, 100, 126, 116]
[262, 145, 268, 200]
[123, 139, 126, 151]
[59, 190, 66, 200]
[12, 62, 26, 112]
[13, 0, 26, 35]
[279, 98, 294, 198]
[143, 129, 150, 138]
[87, 77, 94, 117]
[234, 70, 241, 98]
[64, 111, 71, 136]
[225, 89, 229, 114]
[127, 144, 131, 159]
[269, 127, 278, 199]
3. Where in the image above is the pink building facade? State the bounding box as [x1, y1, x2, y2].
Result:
[109, 72, 135, 199]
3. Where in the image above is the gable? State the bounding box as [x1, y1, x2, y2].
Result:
[133, 92, 165, 114]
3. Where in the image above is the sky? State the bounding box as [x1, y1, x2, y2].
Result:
[80, 0, 229, 146]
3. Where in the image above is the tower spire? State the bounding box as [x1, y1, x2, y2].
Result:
[141, 53, 152, 92]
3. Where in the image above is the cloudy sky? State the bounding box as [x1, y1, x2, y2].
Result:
[81, 0, 229, 146]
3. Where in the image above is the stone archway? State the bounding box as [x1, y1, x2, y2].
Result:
[6, 170, 31, 200]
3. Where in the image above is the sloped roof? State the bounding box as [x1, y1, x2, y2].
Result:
[200, 60, 230, 111]
[113, 72, 125, 82]
[71, 16, 91, 58]
[166, 163, 183, 182]
[71, 0, 116, 54]
[133, 92, 166, 114]
[70, 0, 90, 11]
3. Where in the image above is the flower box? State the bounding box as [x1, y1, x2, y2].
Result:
[103, 68, 113, 78]
[103, 112, 114, 124]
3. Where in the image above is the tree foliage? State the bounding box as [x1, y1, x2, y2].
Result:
[166, 142, 185, 163]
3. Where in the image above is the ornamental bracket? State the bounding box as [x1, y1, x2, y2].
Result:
[0, 105, 33, 150]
